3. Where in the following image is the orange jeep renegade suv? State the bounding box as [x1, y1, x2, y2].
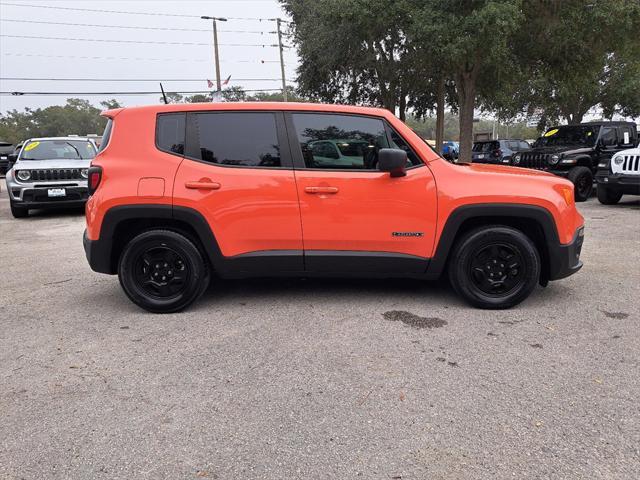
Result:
[83, 103, 584, 313]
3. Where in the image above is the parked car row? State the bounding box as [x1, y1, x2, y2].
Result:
[470, 121, 639, 204]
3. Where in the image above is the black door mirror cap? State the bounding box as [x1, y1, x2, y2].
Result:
[378, 148, 407, 177]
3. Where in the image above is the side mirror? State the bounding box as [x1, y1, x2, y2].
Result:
[7, 153, 17, 168]
[378, 148, 407, 177]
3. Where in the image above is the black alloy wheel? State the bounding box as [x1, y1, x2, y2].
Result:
[448, 226, 540, 309]
[118, 230, 210, 313]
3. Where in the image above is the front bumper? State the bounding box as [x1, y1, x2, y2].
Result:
[595, 171, 640, 195]
[547, 226, 584, 281]
[10, 185, 89, 208]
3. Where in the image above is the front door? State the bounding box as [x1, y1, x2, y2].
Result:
[172, 111, 303, 273]
[286, 112, 437, 274]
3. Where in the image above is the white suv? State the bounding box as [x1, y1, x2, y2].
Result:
[596, 143, 640, 204]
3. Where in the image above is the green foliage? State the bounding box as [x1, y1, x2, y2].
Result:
[0, 98, 121, 145]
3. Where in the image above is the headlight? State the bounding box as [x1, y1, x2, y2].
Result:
[614, 156, 624, 165]
[513, 154, 521, 164]
[549, 154, 560, 165]
[81, 168, 89, 179]
[16, 170, 31, 181]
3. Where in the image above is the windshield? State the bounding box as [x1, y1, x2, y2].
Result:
[20, 139, 96, 161]
[536, 126, 600, 147]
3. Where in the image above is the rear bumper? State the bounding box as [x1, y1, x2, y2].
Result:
[83, 229, 114, 274]
[548, 226, 584, 281]
[595, 171, 640, 194]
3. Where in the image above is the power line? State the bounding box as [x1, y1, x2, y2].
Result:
[0, 77, 292, 82]
[0, 34, 279, 47]
[1, 89, 286, 96]
[0, 18, 271, 34]
[0, 3, 281, 21]
[1, 52, 286, 63]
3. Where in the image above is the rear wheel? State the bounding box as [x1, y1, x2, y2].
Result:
[448, 226, 540, 309]
[568, 166, 593, 202]
[597, 185, 623, 205]
[118, 230, 210, 313]
[10, 201, 28, 218]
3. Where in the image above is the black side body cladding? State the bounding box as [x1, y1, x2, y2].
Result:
[84, 203, 583, 282]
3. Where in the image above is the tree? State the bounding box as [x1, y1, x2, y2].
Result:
[281, 0, 420, 120]
[502, 0, 640, 126]
[0, 98, 111, 145]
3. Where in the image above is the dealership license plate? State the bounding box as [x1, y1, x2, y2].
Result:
[48, 188, 66, 197]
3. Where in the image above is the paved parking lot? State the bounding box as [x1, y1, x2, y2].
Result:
[0, 186, 639, 479]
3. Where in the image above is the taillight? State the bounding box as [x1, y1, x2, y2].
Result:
[88, 166, 102, 195]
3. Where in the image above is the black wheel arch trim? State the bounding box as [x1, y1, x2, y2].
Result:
[425, 203, 564, 280]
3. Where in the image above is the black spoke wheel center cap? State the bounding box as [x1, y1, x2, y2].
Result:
[469, 243, 525, 296]
[134, 245, 189, 298]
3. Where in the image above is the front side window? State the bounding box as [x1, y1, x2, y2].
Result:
[388, 128, 422, 166]
[600, 127, 617, 147]
[19, 139, 96, 161]
[156, 113, 185, 155]
[188, 112, 281, 167]
[292, 113, 389, 170]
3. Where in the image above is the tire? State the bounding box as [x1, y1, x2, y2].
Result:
[10, 201, 28, 218]
[118, 230, 210, 313]
[448, 226, 541, 309]
[567, 166, 593, 202]
[597, 185, 623, 205]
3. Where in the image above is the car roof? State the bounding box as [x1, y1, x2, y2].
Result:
[102, 102, 393, 118]
[556, 121, 636, 127]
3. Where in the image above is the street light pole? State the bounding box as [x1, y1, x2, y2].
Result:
[201, 16, 227, 93]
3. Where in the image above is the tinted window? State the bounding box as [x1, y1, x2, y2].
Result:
[600, 127, 617, 147]
[98, 119, 112, 153]
[188, 112, 281, 167]
[519, 141, 531, 150]
[473, 141, 499, 152]
[389, 128, 423, 166]
[292, 113, 389, 170]
[507, 141, 520, 151]
[157, 113, 185, 155]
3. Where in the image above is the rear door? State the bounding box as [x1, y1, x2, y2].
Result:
[286, 111, 437, 274]
[172, 110, 303, 271]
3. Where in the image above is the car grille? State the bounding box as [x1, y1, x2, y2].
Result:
[619, 154, 640, 174]
[518, 152, 549, 169]
[30, 169, 83, 181]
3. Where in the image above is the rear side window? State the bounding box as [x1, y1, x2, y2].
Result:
[619, 126, 634, 146]
[187, 112, 281, 167]
[600, 127, 618, 147]
[98, 119, 112, 153]
[156, 113, 185, 155]
[291, 113, 389, 170]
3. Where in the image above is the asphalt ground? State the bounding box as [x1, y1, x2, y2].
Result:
[0, 185, 639, 479]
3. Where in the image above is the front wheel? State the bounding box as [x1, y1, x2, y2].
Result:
[118, 230, 210, 313]
[568, 166, 593, 202]
[448, 226, 541, 309]
[597, 185, 623, 205]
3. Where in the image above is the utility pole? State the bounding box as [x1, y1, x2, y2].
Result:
[201, 16, 227, 93]
[275, 18, 288, 101]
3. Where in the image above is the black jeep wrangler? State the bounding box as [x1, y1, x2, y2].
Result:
[511, 122, 638, 201]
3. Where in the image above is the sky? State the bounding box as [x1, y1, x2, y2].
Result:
[0, 0, 299, 112]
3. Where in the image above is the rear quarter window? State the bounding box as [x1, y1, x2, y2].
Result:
[156, 113, 186, 155]
[97, 119, 113, 153]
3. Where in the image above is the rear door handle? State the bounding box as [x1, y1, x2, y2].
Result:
[304, 186, 339, 194]
[185, 181, 221, 190]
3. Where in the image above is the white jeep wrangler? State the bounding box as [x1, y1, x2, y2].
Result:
[596, 143, 640, 204]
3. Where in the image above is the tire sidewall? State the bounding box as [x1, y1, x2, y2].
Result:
[449, 227, 540, 309]
[118, 230, 208, 313]
[569, 167, 593, 202]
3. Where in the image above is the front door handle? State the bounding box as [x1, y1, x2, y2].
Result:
[304, 186, 339, 194]
[185, 181, 221, 190]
